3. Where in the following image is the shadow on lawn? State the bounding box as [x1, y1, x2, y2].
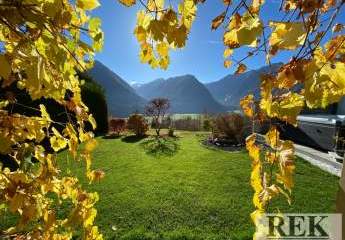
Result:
[121, 135, 147, 143]
[102, 134, 121, 139]
[140, 136, 180, 156]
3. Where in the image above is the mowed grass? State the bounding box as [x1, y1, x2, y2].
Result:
[56, 131, 339, 240]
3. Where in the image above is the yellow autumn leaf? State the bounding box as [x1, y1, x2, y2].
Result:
[147, 0, 164, 12]
[246, 134, 261, 164]
[0, 100, 9, 109]
[50, 127, 68, 152]
[9, 193, 25, 213]
[0, 1, 105, 238]
[0, 135, 11, 154]
[269, 21, 306, 50]
[265, 126, 280, 149]
[89, 114, 97, 130]
[263, 92, 304, 125]
[224, 12, 263, 48]
[0, 55, 11, 80]
[86, 226, 103, 240]
[40, 104, 51, 122]
[235, 63, 247, 74]
[224, 60, 232, 68]
[134, 26, 147, 43]
[211, 12, 226, 30]
[251, 163, 263, 209]
[76, 0, 100, 10]
[157, 42, 169, 57]
[277, 140, 295, 191]
[223, 48, 233, 58]
[169, 25, 188, 48]
[265, 151, 278, 164]
[89, 169, 105, 182]
[159, 57, 170, 70]
[251, 0, 265, 13]
[322, 0, 337, 12]
[321, 62, 345, 89]
[251, 209, 264, 226]
[240, 94, 254, 117]
[119, 0, 136, 7]
[332, 23, 344, 33]
[178, 0, 197, 29]
[82, 208, 97, 228]
[324, 35, 345, 61]
[85, 138, 98, 152]
[162, 8, 178, 25]
[136, 10, 152, 28]
[304, 51, 345, 108]
[139, 43, 154, 63]
[79, 128, 94, 142]
[276, 60, 308, 88]
[148, 20, 165, 41]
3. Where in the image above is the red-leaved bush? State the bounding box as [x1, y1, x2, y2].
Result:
[109, 118, 126, 136]
[214, 113, 245, 144]
[127, 114, 149, 137]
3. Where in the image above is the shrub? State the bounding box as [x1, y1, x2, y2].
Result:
[172, 116, 202, 131]
[168, 127, 175, 137]
[127, 114, 149, 136]
[140, 136, 179, 156]
[203, 118, 213, 131]
[214, 113, 245, 144]
[109, 118, 126, 136]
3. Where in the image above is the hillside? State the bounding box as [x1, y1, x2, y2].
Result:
[88, 61, 146, 117]
[87, 62, 282, 116]
[206, 63, 282, 106]
[135, 75, 231, 114]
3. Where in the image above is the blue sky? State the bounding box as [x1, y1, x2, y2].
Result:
[91, 1, 344, 84]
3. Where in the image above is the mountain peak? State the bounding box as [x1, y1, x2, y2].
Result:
[206, 63, 283, 106]
[166, 74, 197, 81]
[88, 61, 146, 117]
[135, 74, 231, 113]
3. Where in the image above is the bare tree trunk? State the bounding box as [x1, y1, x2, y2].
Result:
[336, 160, 345, 240]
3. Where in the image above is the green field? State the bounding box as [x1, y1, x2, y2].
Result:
[56, 131, 339, 239]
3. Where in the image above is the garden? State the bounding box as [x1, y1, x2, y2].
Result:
[0, 1, 344, 239]
[58, 131, 339, 239]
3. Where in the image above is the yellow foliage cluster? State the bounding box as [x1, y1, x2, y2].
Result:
[247, 127, 295, 238]
[119, 0, 205, 69]
[0, 0, 104, 239]
[123, 1, 344, 239]
[1, 0, 343, 239]
[240, 94, 254, 118]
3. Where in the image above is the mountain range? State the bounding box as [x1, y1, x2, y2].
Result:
[88, 61, 146, 117]
[134, 75, 231, 113]
[205, 63, 282, 106]
[88, 60, 282, 117]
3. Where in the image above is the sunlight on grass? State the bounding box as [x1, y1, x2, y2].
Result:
[55, 131, 339, 239]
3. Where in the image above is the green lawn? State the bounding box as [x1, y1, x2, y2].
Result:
[55, 131, 340, 239]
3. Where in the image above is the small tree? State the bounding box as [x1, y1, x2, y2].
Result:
[127, 114, 149, 137]
[145, 98, 170, 137]
[109, 118, 126, 136]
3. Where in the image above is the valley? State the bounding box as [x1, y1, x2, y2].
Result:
[88, 61, 282, 117]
